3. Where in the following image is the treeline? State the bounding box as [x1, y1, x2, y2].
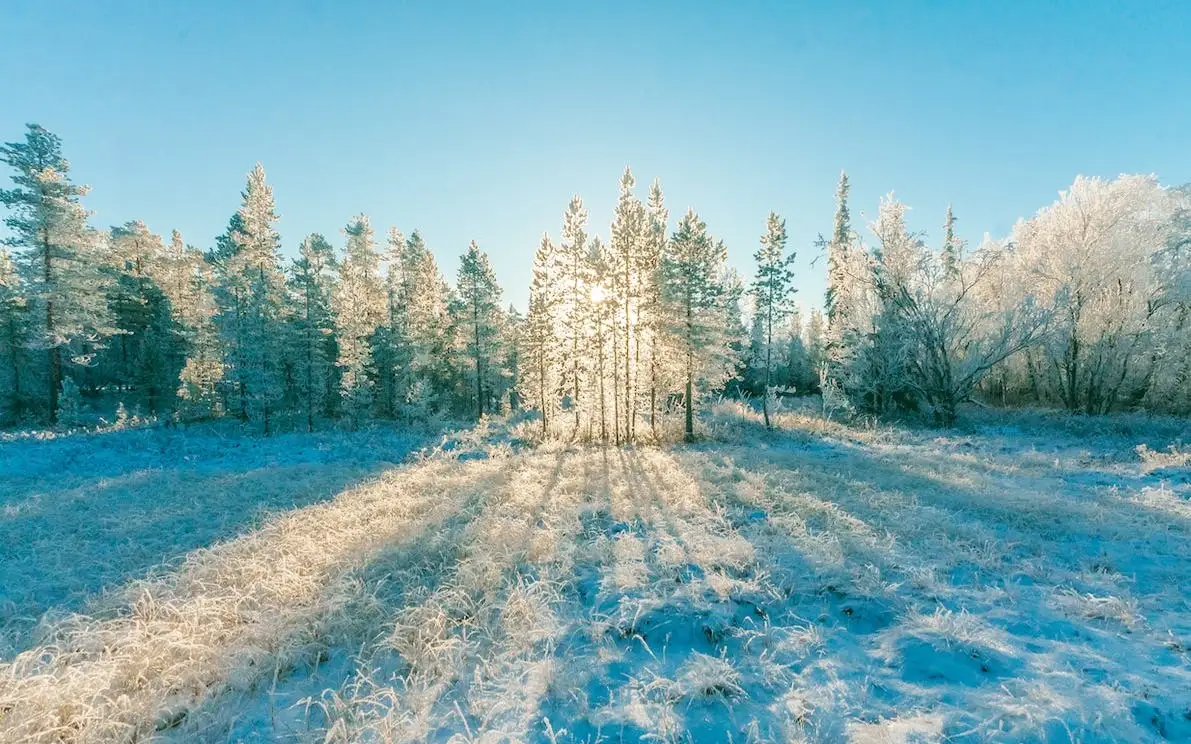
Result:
[0, 125, 518, 431]
[1, 123, 1188, 435]
[821, 173, 1191, 423]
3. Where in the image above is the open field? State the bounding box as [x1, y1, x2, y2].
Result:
[2, 407, 1190, 742]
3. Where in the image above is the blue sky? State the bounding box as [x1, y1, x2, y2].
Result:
[2, 1, 1189, 311]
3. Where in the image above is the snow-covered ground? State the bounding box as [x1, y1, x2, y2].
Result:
[2, 406, 1190, 742]
[0, 423, 429, 657]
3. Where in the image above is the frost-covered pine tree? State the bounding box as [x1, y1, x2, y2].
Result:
[401, 230, 452, 413]
[104, 220, 179, 415]
[611, 167, 646, 440]
[164, 231, 223, 420]
[640, 179, 670, 434]
[662, 209, 731, 442]
[290, 232, 338, 430]
[371, 227, 409, 418]
[0, 124, 115, 423]
[332, 215, 386, 426]
[158, 233, 208, 415]
[0, 249, 28, 423]
[456, 240, 504, 419]
[521, 233, 562, 434]
[587, 235, 618, 440]
[214, 162, 287, 432]
[749, 211, 796, 428]
[557, 196, 590, 432]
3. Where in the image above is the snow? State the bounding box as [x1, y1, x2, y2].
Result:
[2, 405, 1190, 742]
[0, 422, 429, 657]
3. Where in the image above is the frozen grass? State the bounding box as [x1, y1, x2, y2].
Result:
[0, 422, 431, 657]
[2, 405, 1190, 742]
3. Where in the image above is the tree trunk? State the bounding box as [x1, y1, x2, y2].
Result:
[685, 294, 694, 443]
[41, 227, 59, 424]
[624, 263, 632, 442]
[597, 313, 606, 441]
[763, 309, 773, 429]
[612, 314, 621, 445]
[473, 293, 484, 420]
[685, 350, 694, 443]
[538, 349, 548, 437]
[305, 282, 315, 432]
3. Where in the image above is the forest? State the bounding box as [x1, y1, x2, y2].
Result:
[4, 123, 1189, 439]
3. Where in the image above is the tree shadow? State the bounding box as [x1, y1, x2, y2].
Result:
[0, 425, 432, 656]
[662, 414, 1191, 739]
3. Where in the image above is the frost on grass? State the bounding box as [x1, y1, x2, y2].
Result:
[2, 408, 1191, 742]
[0, 423, 429, 656]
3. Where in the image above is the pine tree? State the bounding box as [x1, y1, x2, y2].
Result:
[214, 162, 287, 432]
[0, 250, 27, 423]
[290, 233, 337, 430]
[522, 233, 562, 434]
[557, 196, 590, 432]
[332, 215, 385, 426]
[749, 211, 796, 428]
[0, 124, 115, 423]
[641, 179, 669, 434]
[104, 221, 179, 415]
[456, 241, 503, 419]
[373, 227, 409, 418]
[588, 236, 617, 440]
[662, 209, 730, 442]
[401, 230, 452, 413]
[611, 167, 646, 440]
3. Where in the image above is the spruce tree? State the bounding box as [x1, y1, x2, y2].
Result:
[0, 124, 116, 423]
[941, 205, 961, 279]
[823, 171, 858, 382]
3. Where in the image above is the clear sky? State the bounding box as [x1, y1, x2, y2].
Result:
[2, 1, 1189, 311]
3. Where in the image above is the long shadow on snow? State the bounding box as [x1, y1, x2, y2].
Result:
[680, 419, 1191, 740]
[0, 426, 430, 657]
[541, 448, 788, 744]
